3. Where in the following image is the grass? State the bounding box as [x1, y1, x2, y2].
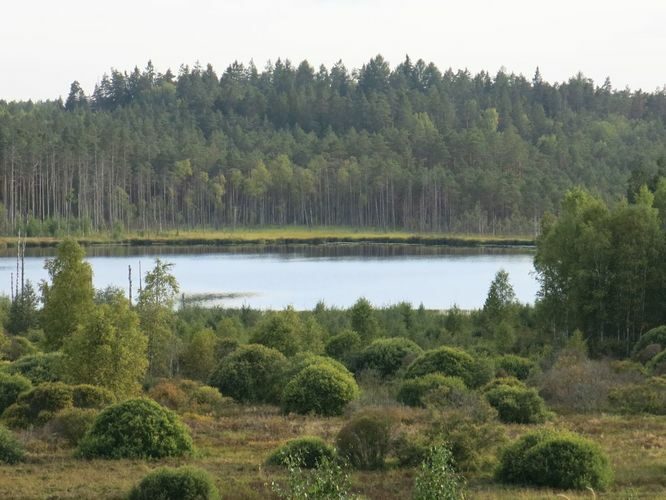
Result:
[0, 407, 663, 499]
[0, 226, 536, 249]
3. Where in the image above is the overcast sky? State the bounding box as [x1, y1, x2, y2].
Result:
[2, 0, 665, 101]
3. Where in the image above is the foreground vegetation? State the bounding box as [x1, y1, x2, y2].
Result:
[0, 184, 664, 498]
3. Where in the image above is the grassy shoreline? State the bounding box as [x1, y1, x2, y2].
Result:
[0, 227, 535, 249]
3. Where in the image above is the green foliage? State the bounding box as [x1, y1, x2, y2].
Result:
[325, 330, 361, 363]
[77, 398, 193, 459]
[494, 354, 534, 380]
[350, 298, 380, 343]
[267, 437, 336, 468]
[189, 385, 231, 415]
[413, 445, 467, 500]
[282, 361, 359, 416]
[484, 385, 550, 424]
[62, 294, 148, 398]
[8, 352, 63, 384]
[7, 281, 39, 335]
[355, 337, 422, 377]
[496, 430, 613, 490]
[405, 346, 477, 387]
[71, 385, 115, 409]
[208, 344, 287, 404]
[0, 372, 31, 414]
[48, 407, 99, 446]
[608, 377, 666, 415]
[0, 425, 24, 464]
[648, 350, 666, 375]
[251, 308, 305, 356]
[632, 326, 666, 359]
[336, 412, 391, 470]
[129, 466, 220, 500]
[271, 454, 356, 500]
[2, 335, 39, 362]
[180, 328, 218, 381]
[397, 374, 466, 407]
[40, 239, 95, 349]
[482, 269, 517, 329]
[3, 382, 74, 428]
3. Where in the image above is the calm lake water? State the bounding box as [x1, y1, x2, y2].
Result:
[0, 244, 538, 310]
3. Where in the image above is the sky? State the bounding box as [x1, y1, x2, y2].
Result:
[2, 0, 665, 101]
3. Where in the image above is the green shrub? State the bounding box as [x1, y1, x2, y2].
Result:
[414, 445, 466, 500]
[148, 380, 189, 410]
[393, 432, 430, 467]
[8, 352, 63, 384]
[3, 336, 38, 361]
[397, 374, 466, 408]
[485, 385, 550, 424]
[208, 344, 287, 404]
[325, 330, 361, 362]
[648, 351, 666, 376]
[405, 347, 477, 387]
[48, 407, 99, 446]
[77, 398, 193, 459]
[336, 412, 391, 470]
[250, 309, 303, 356]
[286, 353, 351, 381]
[0, 425, 24, 464]
[189, 385, 231, 415]
[72, 385, 115, 409]
[355, 337, 422, 377]
[0, 372, 31, 414]
[494, 354, 535, 380]
[632, 326, 666, 358]
[3, 382, 74, 428]
[129, 466, 220, 500]
[282, 363, 359, 416]
[497, 430, 612, 490]
[481, 377, 526, 393]
[271, 454, 354, 500]
[608, 377, 666, 415]
[267, 436, 336, 468]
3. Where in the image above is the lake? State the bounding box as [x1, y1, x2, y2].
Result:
[0, 244, 538, 310]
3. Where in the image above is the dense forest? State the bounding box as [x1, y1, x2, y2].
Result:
[2, 56, 666, 235]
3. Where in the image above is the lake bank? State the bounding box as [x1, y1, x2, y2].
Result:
[0, 227, 536, 249]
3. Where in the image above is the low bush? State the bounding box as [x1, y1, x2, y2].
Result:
[148, 380, 189, 410]
[189, 385, 231, 415]
[48, 407, 98, 446]
[336, 411, 392, 470]
[208, 344, 287, 404]
[497, 430, 612, 490]
[354, 337, 422, 377]
[632, 326, 666, 359]
[3, 336, 38, 362]
[0, 425, 24, 464]
[8, 352, 63, 384]
[77, 398, 193, 459]
[485, 385, 550, 424]
[414, 445, 466, 500]
[393, 432, 430, 467]
[481, 377, 526, 393]
[495, 354, 535, 380]
[397, 374, 466, 408]
[285, 353, 350, 381]
[648, 351, 666, 376]
[324, 330, 361, 363]
[405, 347, 477, 387]
[282, 363, 359, 416]
[608, 377, 666, 415]
[267, 436, 336, 468]
[71, 385, 115, 409]
[0, 373, 31, 414]
[129, 466, 220, 500]
[3, 382, 74, 428]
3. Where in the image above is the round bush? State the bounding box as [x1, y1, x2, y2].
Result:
[355, 337, 423, 377]
[48, 407, 98, 446]
[0, 425, 24, 464]
[71, 385, 115, 409]
[336, 412, 391, 470]
[189, 385, 231, 415]
[0, 373, 32, 414]
[8, 352, 63, 384]
[3, 382, 74, 428]
[208, 344, 287, 404]
[632, 326, 666, 359]
[397, 374, 466, 407]
[481, 377, 527, 393]
[494, 355, 535, 380]
[497, 430, 612, 490]
[285, 353, 351, 381]
[129, 466, 220, 500]
[148, 380, 189, 410]
[250, 312, 303, 356]
[405, 347, 476, 386]
[325, 330, 361, 361]
[266, 436, 336, 468]
[485, 385, 549, 424]
[77, 398, 193, 459]
[282, 363, 360, 416]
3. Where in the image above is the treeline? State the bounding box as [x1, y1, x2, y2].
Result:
[1, 56, 666, 235]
